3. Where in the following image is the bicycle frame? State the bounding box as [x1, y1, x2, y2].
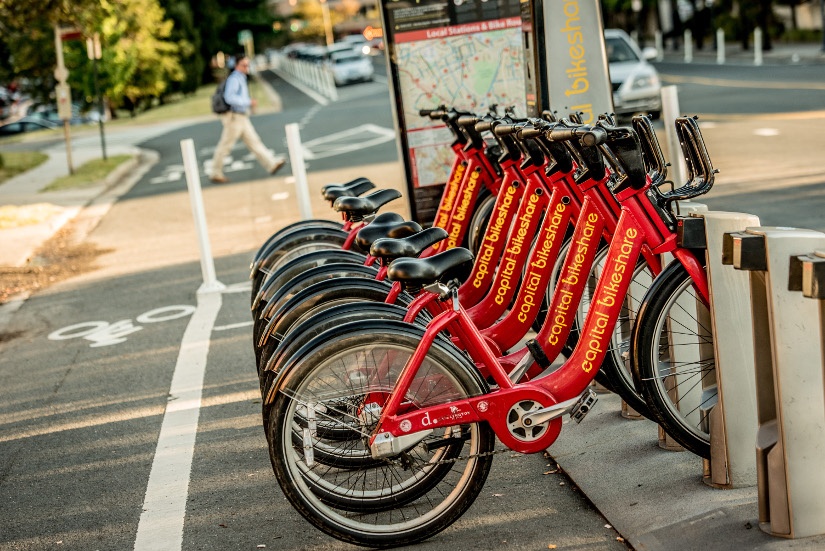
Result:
[369, 139, 711, 458]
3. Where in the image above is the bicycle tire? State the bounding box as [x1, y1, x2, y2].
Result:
[631, 260, 714, 459]
[251, 227, 348, 300]
[268, 320, 494, 547]
[259, 277, 409, 352]
[252, 219, 344, 264]
[253, 264, 381, 365]
[252, 249, 367, 312]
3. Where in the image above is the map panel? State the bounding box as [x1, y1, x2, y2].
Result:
[394, 19, 525, 186]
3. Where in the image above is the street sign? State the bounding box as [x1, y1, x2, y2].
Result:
[55, 83, 73, 121]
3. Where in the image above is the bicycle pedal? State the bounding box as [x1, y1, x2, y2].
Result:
[570, 388, 598, 424]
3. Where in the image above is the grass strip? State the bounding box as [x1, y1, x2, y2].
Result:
[0, 151, 49, 185]
[41, 154, 133, 192]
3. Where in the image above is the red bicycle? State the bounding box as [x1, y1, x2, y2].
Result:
[263, 116, 715, 547]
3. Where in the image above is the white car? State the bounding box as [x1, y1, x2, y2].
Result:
[329, 52, 374, 86]
[339, 34, 371, 56]
[605, 29, 662, 119]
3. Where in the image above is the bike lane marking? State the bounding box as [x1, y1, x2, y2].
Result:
[133, 290, 223, 551]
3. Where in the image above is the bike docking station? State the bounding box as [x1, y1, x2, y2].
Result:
[724, 226, 825, 538]
[789, 249, 825, 367]
[683, 211, 761, 488]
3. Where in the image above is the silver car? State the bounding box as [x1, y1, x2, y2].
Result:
[605, 29, 662, 119]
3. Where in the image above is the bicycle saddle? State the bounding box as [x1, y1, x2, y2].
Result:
[387, 247, 474, 291]
[370, 227, 448, 265]
[354, 213, 422, 253]
[321, 178, 375, 204]
[333, 188, 402, 221]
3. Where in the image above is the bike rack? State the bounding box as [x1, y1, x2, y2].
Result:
[724, 227, 825, 538]
[687, 211, 761, 488]
[789, 249, 825, 375]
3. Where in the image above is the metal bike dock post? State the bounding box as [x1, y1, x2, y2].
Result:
[724, 227, 825, 538]
[691, 211, 761, 488]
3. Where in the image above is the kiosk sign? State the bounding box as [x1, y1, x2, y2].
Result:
[379, 0, 526, 222]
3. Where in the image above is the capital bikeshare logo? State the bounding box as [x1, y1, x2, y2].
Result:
[547, 211, 600, 346]
[514, 200, 568, 324]
[494, 191, 541, 306]
[446, 167, 482, 248]
[472, 182, 519, 289]
[581, 227, 638, 373]
[432, 162, 467, 250]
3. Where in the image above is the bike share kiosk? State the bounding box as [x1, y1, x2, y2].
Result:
[724, 227, 825, 538]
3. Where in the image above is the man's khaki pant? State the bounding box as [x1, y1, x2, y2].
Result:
[211, 112, 277, 178]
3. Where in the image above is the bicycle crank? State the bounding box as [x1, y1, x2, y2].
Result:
[521, 388, 598, 427]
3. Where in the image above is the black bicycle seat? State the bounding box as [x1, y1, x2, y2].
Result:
[321, 178, 375, 204]
[354, 214, 422, 253]
[370, 227, 448, 264]
[333, 189, 402, 221]
[387, 247, 474, 291]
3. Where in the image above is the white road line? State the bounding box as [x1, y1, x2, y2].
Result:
[133, 290, 223, 551]
[213, 320, 254, 331]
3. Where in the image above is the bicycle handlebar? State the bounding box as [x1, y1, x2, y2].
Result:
[457, 115, 480, 127]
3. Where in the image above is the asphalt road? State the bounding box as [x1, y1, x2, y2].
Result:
[0, 62, 630, 551]
[1, 54, 824, 551]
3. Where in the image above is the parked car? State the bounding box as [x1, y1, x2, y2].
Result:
[324, 42, 357, 62]
[339, 34, 371, 56]
[0, 116, 59, 136]
[328, 51, 374, 86]
[605, 29, 661, 119]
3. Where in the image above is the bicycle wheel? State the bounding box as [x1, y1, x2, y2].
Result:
[259, 302, 430, 427]
[259, 277, 410, 354]
[268, 321, 495, 547]
[251, 227, 348, 300]
[252, 219, 344, 264]
[253, 263, 379, 354]
[252, 249, 367, 312]
[631, 260, 714, 459]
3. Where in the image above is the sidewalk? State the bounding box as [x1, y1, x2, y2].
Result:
[656, 40, 825, 65]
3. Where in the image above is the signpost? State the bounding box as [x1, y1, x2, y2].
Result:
[86, 32, 107, 161]
[53, 25, 74, 175]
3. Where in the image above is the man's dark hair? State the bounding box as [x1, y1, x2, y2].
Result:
[235, 53, 248, 63]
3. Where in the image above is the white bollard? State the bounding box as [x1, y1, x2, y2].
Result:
[754, 27, 764, 66]
[325, 68, 338, 101]
[180, 139, 225, 294]
[684, 29, 693, 63]
[284, 123, 313, 221]
[716, 28, 725, 64]
[659, 85, 686, 186]
[696, 211, 761, 488]
[727, 227, 825, 538]
[655, 29, 664, 61]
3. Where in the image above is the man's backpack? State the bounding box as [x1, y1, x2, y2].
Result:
[211, 80, 231, 114]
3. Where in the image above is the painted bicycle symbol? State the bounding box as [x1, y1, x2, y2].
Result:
[48, 305, 196, 348]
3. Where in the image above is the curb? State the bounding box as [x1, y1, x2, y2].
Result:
[0, 148, 159, 298]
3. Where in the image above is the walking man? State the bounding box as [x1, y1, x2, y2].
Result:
[210, 54, 285, 183]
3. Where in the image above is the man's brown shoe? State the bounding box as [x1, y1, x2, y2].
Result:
[270, 159, 286, 175]
[210, 175, 229, 183]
